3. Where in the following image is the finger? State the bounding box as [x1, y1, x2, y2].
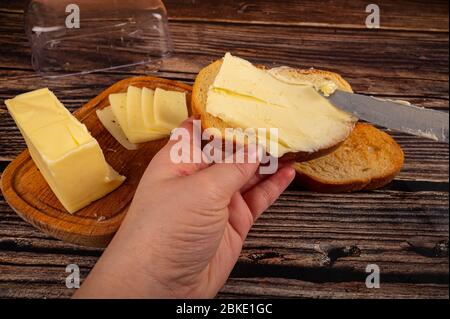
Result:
[195, 148, 261, 198]
[240, 173, 265, 194]
[227, 192, 254, 240]
[243, 166, 295, 221]
[240, 160, 295, 193]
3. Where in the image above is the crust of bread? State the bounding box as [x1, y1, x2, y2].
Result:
[293, 123, 404, 192]
[192, 59, 355, 162]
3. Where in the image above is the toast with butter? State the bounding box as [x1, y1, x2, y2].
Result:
[192, 54, 358, 162]
[193, 53, 404, 192]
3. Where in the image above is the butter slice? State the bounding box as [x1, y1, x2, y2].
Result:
[5, 88, 125, 214]
[110, 93, 140, 142]
[141, 87, 168, 133]
[96, 106, 138, 150]
[126, 86, 145, 133]
[206, 53, 357, 157]
[154, 88, 188, 131]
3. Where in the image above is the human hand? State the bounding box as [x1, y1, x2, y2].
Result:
[74, 117, 295, 298]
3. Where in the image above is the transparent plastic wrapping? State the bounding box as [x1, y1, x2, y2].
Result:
[25, 0, 173, 77]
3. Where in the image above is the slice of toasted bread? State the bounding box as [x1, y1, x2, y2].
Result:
[293, 123, 404, 192]
[192, 59, 356, 162]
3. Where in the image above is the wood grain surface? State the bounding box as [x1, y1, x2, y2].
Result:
[0, 0, 448, 299]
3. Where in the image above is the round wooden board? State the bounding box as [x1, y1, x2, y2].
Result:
[1, 76, 192, 248]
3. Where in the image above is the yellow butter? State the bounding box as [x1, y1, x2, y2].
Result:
[106, 86, 188, 145]
[153, 88, 188, 130]
[206, 53, 356, 157]
[110, 92, 165, 144]
[96, 106, 138, 150]
[126, 86, 145, 133]
[5, 88, 125, 214]
[141, 87, 156, 128]
[141, 87, 168, 133]
[126, 86, 167, 142]
[110, 93, 137, 142]
[126, 86, 163, 138]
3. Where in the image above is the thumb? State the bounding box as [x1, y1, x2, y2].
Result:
[192, 148, 261, 198]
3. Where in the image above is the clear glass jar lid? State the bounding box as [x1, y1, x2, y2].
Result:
[25, 0, 173, 77]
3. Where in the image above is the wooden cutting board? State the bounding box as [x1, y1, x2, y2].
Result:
[1, 76, 192, 248]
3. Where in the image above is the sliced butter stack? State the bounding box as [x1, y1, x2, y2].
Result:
[107, 86, 188, 145]
[126, 86, 167, 142]
[5, 88, 125, 214]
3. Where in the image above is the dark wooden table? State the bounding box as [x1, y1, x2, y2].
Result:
[0, 0, 448, 299]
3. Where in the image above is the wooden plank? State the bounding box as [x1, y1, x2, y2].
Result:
[220, 278, 449, 299]
[1, 271, 447, 299]
[0, 237, 447, 299]
[165, 23, 448, 95]
[164, 0, 449, 32]
[0, 68, 448, 110]
[1, 190, 448, 281]
[3, 190, 449, 251]
[1, 71, 447, 113]
[3, 0, 448, 32]
[1, 225, 447, 280]
[0, 69, 195, 106]
[0, 0, 27, 12]
[0, 12, 448, 98]
[3, 190, 448, 241]
[0, 224, 448, 299]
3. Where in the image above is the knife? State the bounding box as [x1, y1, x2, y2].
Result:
[327, 90, 449, 143]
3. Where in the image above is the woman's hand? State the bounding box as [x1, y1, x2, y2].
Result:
[74, 117, 295, 298]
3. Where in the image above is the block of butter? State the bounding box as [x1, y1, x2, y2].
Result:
[5, 88, 125, 214]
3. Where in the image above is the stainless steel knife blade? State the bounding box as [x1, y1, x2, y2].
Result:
[326, 90, 449, 143]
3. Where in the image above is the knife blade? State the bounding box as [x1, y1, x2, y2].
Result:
[326, 90, 449, 143]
